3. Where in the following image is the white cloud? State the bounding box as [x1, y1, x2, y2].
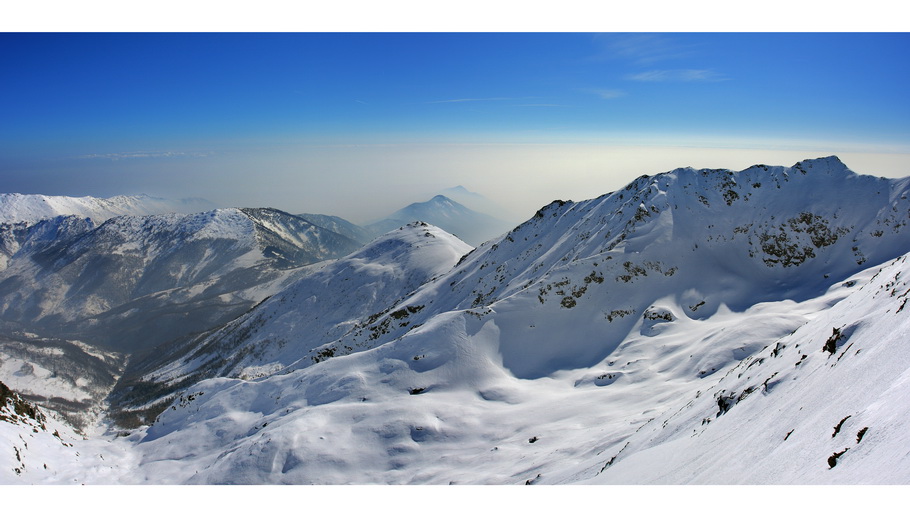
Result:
[624, 69, 728, 82]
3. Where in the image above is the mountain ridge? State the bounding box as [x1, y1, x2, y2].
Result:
[106, 222, 472, 426]
[0, 208, 362, 354]
[0, 192, 216, 225]
[2, 156, 909, 484]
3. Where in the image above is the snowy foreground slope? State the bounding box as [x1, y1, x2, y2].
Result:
[2, 156, 909, 484]
[578, 254, 910, 484]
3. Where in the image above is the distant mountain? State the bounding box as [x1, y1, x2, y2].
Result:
[240, 208, 363, 268]
[439, 185, 514, 223]
[438, 185, 485, 207]
[0, 215, 95, 271]
[366, 195, 512, 246]
[297, 213, 373, 245]
[0, 208, 361, 356]
[0, 193, 215, 225]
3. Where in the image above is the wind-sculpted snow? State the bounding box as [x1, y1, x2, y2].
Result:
[580, 254, 910, 484]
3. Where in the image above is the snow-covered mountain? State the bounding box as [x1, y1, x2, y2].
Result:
[0, 215, 96, 271]
[2, 156, 909, 484]
[306, 156, 909, 377]
[0, 193, 215, 225]
[0, 208, 362, 355]
[105, 249, 910, 484]
[107, 222, 471, 427]
[296, 213, 374, 245]
[367, 195, 512, 246]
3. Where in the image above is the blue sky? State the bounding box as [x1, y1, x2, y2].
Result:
[2, 32, 909, 221]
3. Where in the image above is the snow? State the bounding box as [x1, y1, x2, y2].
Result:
[584, 255, 910, 484]
[0, 193, 214, 226]
[1, 156, 909, 486]
[95, 257, 894, 484]
[135, 222, 473, 385]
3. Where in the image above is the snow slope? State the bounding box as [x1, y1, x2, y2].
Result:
[72, 251, 905, 484]
[0, 380, 139, 484]
[107, 222, 472, 425]
[578, 254, 910, 484]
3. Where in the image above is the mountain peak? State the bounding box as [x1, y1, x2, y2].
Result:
[368, 195, 511, 246]
[790, 155, 851, 175]
[429, 194, 453, 203]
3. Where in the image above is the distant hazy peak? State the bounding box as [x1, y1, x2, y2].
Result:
[400, 194, 463, 210]
[441, 185, 483, 196]
[428, 195, 458, 205]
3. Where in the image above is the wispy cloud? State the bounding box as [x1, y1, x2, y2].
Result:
[625, 69, 729, 82]
[583, 88, 626, 100]
[513, 103, 571, 107]
[590, 33, 698, 65]
[77, 151, 213, 161]
[425, 97, 514, 104]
